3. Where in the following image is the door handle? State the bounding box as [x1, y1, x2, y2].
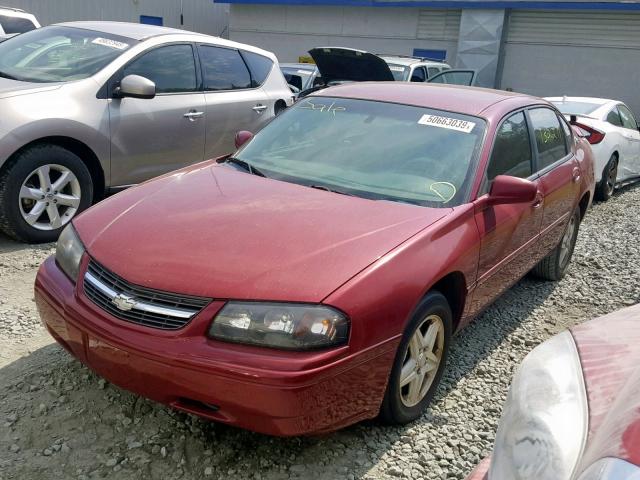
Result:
[532, 192, 543, 208]
[252, 104, 268, 114]
[183, 110, 204, 121]
[572, 167, 581, 183]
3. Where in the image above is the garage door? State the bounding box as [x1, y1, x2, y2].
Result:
[499, 10, 640, 115]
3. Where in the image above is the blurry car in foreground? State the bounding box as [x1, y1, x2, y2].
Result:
[36, 83, 592, 436]
[0, 21, 292, 243]
[0, 5, 39, 40]
[547, 96, 640, 201]
[466, 303, 640, 480]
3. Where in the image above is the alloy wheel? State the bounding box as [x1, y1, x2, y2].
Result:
[18, 164, 81, 231]
[399, 314, 445, 407]
[605, 160, 618, 197]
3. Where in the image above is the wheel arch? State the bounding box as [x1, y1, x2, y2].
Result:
[1, 136, 106, 202]
[428, 271, 467, 332]
[578, 191, 591, 220]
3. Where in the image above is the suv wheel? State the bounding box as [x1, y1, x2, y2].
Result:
[0, 144, 93, 243]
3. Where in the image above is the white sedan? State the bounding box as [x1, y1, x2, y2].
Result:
[547, 96, 640, 200]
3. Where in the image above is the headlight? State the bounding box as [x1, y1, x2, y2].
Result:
[55, 224, 85, 282]
[577, 458, 640, 480]
[489, 331, 588, 480]
[208, 302, 349, 350]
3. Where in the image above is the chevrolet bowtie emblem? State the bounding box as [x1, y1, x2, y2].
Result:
[111, 293, 137, 312]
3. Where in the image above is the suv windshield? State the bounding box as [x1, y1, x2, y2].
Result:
[0, 25, 135, 82]
[235, 97, 486, 207]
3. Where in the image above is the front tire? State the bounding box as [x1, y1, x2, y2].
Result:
[595, 154, 618, 201]
[531, 208, 580, 281]
[0, 144, 93, 243]
[379, 291, 452, 425]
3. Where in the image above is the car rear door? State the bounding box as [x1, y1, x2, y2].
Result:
[617, 104, 640, 178]
[527, 107, 580, 254]
[471, 111, 545, 313]
[108, 43, 206, 186]
[197, 44, 274, 159]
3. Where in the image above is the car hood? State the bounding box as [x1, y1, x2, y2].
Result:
[74, 162, 449, 302]
[308, 47, 395, 83]
[572, 304, 640, 471]
[0, 77, 62, 99]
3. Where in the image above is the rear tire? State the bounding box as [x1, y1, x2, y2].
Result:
[379, 291, 452, 425]
[0, 144, 93, 243]
[531, 208, 580, 281]
[595, 154, 618, 201]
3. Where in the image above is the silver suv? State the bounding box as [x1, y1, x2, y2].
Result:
[0, 21, 293, 242]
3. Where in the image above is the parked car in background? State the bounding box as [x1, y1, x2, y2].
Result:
[281, 53, 452, 94]
[0, 21, 293, 243]
[0, 5, 40, 41]
[280, 62, 319, 94]
[377, 54, 451, 82]
[293, 47, 475, 97]
[36, 83, 593, 436]
[547, 96, 640, 201]
[466, 303, 640, 480]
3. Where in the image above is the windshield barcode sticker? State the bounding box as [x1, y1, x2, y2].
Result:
[92, 38, 129, 50]
[418, 114, 475, 133]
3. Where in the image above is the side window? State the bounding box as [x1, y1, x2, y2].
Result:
[199, 45, 251, 91]
[241, 50, 273, 87]
[558, 114, 573, 151]
[618, 105, 638, 130]
[410, 67, 426, 82]
[529, 108, 568, 170]
[123, 44, 196, 94]
[487, 112, 533, 182]
[607, 109, 623, 127]
[427, 66, 440, 78]
[0, 15, 37, 34]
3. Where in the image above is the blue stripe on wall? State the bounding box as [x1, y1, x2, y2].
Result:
[216, 0, 640, 10]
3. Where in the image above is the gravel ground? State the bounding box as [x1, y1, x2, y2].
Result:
[1, 184, 640, 480]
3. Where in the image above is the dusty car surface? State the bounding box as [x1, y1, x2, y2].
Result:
[0, 21, 292, 243]
[466, 303, 640, 480]
[36, 83, 593, 436]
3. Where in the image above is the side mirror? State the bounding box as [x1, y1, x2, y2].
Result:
[235, 130, 254, 149]
[487, 175, 537, 205]
[115, 74, 156, 99]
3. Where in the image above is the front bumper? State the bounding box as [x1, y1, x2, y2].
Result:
[35, 256, 397, 436]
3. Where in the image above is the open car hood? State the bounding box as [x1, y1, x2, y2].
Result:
[308, 47, 394, 83]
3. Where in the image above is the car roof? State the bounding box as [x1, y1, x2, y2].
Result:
[379, 55, 449, 67]
[54, 21, 196, 41]
[312, 82, 541, 118]
[546, 96, 617, 106]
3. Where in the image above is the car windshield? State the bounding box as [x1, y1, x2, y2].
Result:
[0, 25, 135, 82]
[386, 63, 409, 81]
[235, 97, 486, 207]
[552, 101, 601, 116]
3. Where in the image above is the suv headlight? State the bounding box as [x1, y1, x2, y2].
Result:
[208, 301, 349, 350]
[55, 224, 85, 282]
[489, 331, 589, 480]
[577, 458, 640, 480]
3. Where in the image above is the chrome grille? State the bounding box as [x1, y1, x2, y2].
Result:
[83, 259, 211, 330]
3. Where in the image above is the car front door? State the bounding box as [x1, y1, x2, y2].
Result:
[617, 104, 640, 178]
[427, 69, 476, 86]
[470, 111, 545, 314]
[198, 44, 274, 159]
[528, 107, 580, 254]
[108, 43, 206, 186]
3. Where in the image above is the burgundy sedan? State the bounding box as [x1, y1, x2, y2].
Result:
[466, 304, 640, 480]
[35, 83, 594, 436]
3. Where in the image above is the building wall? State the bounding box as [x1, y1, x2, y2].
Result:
[229, 4, 460, 62]
[0, 0, 229, 37]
